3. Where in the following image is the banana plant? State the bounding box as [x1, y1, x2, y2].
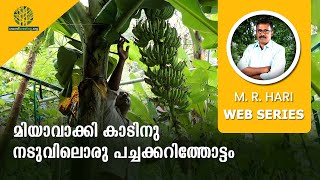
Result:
[50, 1, 173, 179]
[50, 0, 219, 126]
[50, 0, 171, 125]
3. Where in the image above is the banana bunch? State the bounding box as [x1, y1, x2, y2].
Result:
[149, 85, 189, 108]
[145, 6, 175, 20]
[139, 44, 160, 67]
[145, 67, 190, 109]
[133, 7, 190, 111]
[139, 46, 157, 67]
[162, 27, 181, 49]
[150, 19, 170, 43]
[133, 18, 180, 47]
[167, 88, 189, 107]
[150, 68, 184, 87]
[171, 59, 186, 72]
[144, 68, 156, 79]
[132, 20, 152, 47]
[139, 44, 177, 66]
[147, 19, 180, 47]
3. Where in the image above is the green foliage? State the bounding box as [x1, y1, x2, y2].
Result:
[312, 56, 320, 96]
[167, 0, 218, 49]
[55, 47, 82, 88]
[127, 94, 156, 125]
[312, 0, 320, 26]
[51, 13, 78, 38]
[140, 0, 171, 9]
[144, 6, 175, 20]
[53, 43, 118, 97]
[312, 100, 320, 110]
[231, 15, 296, 71]
[312, 6, 320, 97]
[50, 0, 162, 99]
[3, 1, 320, 180]
[185, 60, 217, 105]
[0, 47, 63, 127]
[200, 0, 217, 14]
[94, 0, 118, 24]
[126, 73, 158, 126]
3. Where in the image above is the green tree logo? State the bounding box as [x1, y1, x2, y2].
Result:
[14, 6, 34, 26]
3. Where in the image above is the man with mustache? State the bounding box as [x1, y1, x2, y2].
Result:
[237, 19, 285, 80]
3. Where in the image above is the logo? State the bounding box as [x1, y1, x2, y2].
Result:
[8, 6, 39, 31]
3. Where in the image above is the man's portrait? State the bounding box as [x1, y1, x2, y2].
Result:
[231, 15, 297, 81]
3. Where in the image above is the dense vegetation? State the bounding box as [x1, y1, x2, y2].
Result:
[0, 0, 319, 179]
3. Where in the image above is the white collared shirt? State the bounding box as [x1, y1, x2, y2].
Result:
[237, 40, 286, 80]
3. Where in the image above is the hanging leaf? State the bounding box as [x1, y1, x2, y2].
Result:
[166, 0, 217, 35]
[201, 31, 218, 49]
[50, 13, 78, 37]
[42, 28, 55, 48]
[177, 47, 190, 61]
[129, 73, 147, 98]
[128, 94, 155, 125]
[55, 47, 82, 88]
[94, 0, 118, 24]
[119, 18, 131, 34]
[192, 59, 211, 69]
[128, 41, 148, 70]
[67, 37, 82, 51]
[55, 44, 118, 88]
[127, 111, 148, 125]
[104, 28, 121, 45]
[129, 73, 158, 119]
[128, 41, 141, 61]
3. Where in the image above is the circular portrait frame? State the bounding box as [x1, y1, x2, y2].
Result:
[226, 10, 301, 85]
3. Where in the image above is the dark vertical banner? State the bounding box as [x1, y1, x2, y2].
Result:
[218, 0, 311, 133]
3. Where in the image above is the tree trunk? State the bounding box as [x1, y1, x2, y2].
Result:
[71, 33, 111, 179]
[0, 36, 42, 170]
[78, 33, 109, 126]
[190, 30, 206, 60]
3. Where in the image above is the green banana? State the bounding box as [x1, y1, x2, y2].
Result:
[133, 8, 189, 110]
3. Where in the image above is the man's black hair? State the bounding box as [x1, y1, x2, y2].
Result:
[256, 18, 273, 31]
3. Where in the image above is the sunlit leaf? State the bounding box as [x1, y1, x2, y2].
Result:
[201, 31, 218, 49]
[55, 47, 82, 88]
[192, 59, 211, 69]
[129, 94, 155, 125]
[50, 13, 78, 37]
[166, 0, 217, 35]
[312, 101, 320, 110]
